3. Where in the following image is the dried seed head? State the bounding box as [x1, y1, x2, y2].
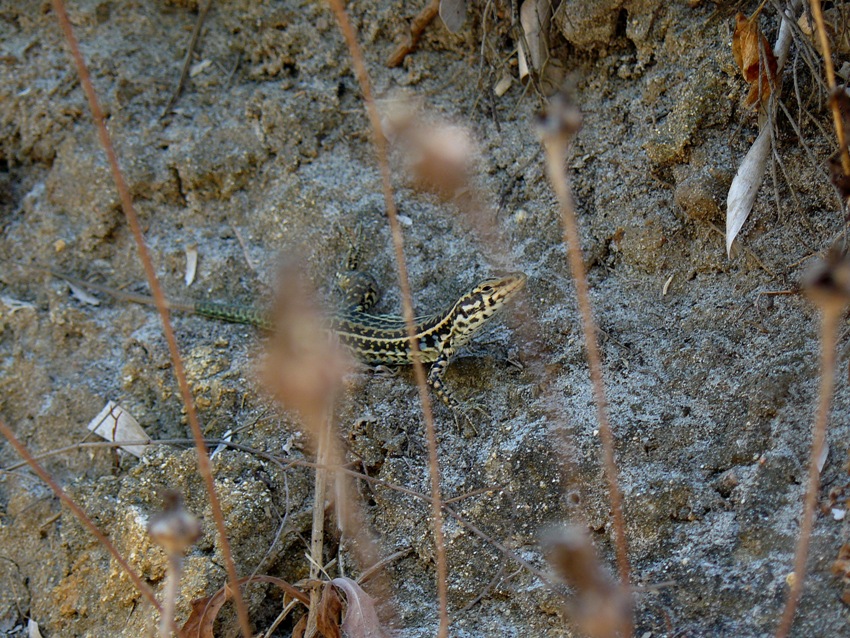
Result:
[147, 491, 202, 555]
[382, 96, 477, 200]
[409, 123, 474, 199]
[543, 525, 631, 638]
[802, 245, 850, 313]
[535, 90, 582, 147]
[259, 259, 350, 427]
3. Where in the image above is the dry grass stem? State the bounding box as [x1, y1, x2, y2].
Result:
[148, 493, 202, 638]
[808, 0, 850, 177]
[538, 94, 633, 637]
[50, 1, 252, 633]
[327, 1, 450, 633]
[162, 0, 213, 118]
[305, 412, 332, 637]
[259, 263, 394, 632]
[775, 252, 850, 637]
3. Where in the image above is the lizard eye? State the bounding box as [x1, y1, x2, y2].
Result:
[480, 285, 494, 293]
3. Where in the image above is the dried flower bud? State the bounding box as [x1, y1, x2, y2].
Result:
[543, 525, 631, 638]
[803, 245, 850, 313]
[535, 90, 582, 146]
[148, 491, 202, 555]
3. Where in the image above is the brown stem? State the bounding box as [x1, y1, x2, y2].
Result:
[809, 0, 850, 177]
[305, 410, 331, 637]
[775, 304, 841, 637]
[386, 0, 441, 68]
[50, 1, 252, 634]
[326, 1, 450, 634]
[542, 133, 633, 637]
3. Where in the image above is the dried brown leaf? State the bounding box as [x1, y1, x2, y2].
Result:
[331, 577, 388, 638]
[798, 6, 850, 56]
[181, 575, 310, 637]
[732, 11, 778, 106]
[316, 583, 344, 638]
[832, 543, 850, 580]
[292, 615, 307, 638]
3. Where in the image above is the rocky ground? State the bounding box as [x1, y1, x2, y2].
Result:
[1, 0, 850, 636]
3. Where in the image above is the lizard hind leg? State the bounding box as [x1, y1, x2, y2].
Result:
[337, 270, 381, 313]
[336, 224, 381, 313]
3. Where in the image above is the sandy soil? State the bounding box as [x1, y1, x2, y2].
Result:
[1, 0, 849, 635]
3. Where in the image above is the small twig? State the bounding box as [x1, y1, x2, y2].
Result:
[304, 409, 332, 637]
[444, 484, 505, 504]
[461, 564, 506, 612]
[263, 598, 301, 638]
[707, 221, 776, 275]
[161, 0, 213, 118]
[386, 0, 440, 68]
[443, 504, 556, 589]
[50, 1, 252, 634]
[357, 547, 413, 585]
[231, 223, 258, 273]
[225, 52, 241, 88]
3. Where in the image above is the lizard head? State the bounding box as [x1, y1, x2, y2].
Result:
[449, 272, 527, 345]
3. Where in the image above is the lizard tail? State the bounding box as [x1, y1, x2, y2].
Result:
[2, 259, 195, 313]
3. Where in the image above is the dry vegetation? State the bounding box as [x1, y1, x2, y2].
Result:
[3, 0, 850, 636]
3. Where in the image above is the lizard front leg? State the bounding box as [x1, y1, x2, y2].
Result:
[427, 350, 485, 435]
[427, 351, 458, 410]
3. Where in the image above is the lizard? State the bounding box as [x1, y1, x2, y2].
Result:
[29, 262, 526, 419]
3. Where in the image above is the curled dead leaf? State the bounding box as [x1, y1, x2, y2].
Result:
[732, 11, 778, 107]
[331, 577, 388, 638]
[182, 575, 309, 637]
[316, 582, 344, 638]
[726, 117, 771, 257]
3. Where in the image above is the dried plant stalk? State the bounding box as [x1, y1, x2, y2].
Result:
[809, 0, 850, 178]
[538, 94, 634, 638]
[775, 253, 850, 637]
[326, 1, 450, 634]
[50, 1, 252, 634]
